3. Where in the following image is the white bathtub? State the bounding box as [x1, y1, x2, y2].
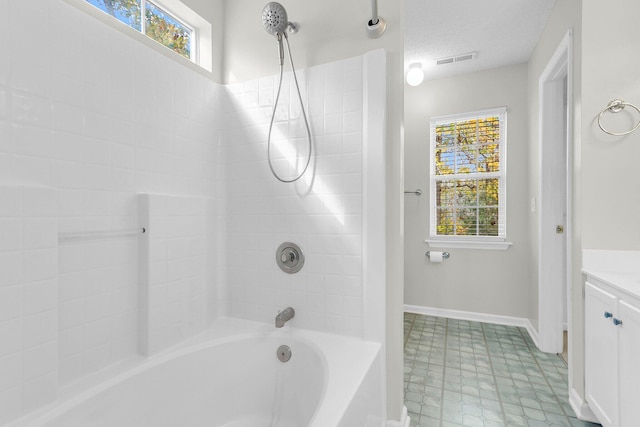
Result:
[10, 318, 384, 427]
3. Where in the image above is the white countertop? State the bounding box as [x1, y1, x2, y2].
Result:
[582, 269, 640, 300]
[582, 249, 640, 300]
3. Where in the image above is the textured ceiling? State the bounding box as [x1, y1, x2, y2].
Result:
[405, 0, 557, 81]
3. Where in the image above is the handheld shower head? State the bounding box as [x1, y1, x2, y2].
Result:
[262, 2, 289, 35]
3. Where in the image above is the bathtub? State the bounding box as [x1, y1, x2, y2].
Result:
[10, 318, 384, 427]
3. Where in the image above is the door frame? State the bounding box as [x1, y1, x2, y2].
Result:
[537, 30, 573, 356]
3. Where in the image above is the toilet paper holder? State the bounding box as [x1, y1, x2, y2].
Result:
[425, 251, 450, 260]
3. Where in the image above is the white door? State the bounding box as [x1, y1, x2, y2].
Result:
[538, 73, 568, 353]
[618, 299, 640, 427]
[585, 282, 618, 427]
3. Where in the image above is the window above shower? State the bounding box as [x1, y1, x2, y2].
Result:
[69, 0, 213, 72]
[426, 107, 513, 250]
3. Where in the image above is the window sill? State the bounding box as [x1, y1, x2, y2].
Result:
[425, 239, 513, 251]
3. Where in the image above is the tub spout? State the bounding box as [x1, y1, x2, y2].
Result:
[275, 307, 295, 328]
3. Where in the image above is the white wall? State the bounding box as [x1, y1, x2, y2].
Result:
[404, 63, 531, 319]
[223, 0, 405, 420]
[0, 0, 220, 421]
[581, 0, 640, 250]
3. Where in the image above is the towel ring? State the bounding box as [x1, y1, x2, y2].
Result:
[598, 99, 640, 136]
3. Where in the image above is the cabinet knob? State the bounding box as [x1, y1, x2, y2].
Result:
[613, 318, 623, 326]
[604, 311, 613, 318]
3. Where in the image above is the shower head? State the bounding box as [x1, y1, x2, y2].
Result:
[262, 2, 289, 36]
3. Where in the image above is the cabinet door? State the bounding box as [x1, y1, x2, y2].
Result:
[585, 282, 618, 427]
[619, 299, 640, 427]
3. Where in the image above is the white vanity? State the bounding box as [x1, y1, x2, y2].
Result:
[583, 250, 640, 427]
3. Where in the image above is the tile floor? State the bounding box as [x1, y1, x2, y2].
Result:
[403, 313, 601, 427]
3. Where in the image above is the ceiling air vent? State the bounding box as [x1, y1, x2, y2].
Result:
[435, 52, 477, 66]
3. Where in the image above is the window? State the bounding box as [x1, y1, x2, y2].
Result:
[428, 107, 510, 249]
[85, 0, 199, 64]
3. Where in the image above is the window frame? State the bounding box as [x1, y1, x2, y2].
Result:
[426, 107, 513, 250]
[142, 0, 197, 64]
[67, 0, 212, 73]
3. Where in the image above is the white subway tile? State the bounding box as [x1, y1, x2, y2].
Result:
[0, 187, 22, 217]
[59, 326, 84, 358]
[52, 160, 84, 190]
[51, 102, 83, 133]
[0, 152, 15, 185]
[23, 218, 57, 249]
[0, 352, 22, 390]
[22, 310, 56, 349]
[22, 373, 57, 414]
[343, 111, 362, 133]
[0, 90, 9, 122]
[59, 299, 85, 330]
[58, 353, 84, 386]
[83, 293, 112, 323]
[343, 90, 362, 113]
[0, 219, 21, 251]
[111, 333, 136, 361]
[84, 318, 111, 349]
[23, 248, 57, 282]
[0, 285, 21, 321]
[0, 385, 22, 426]
[22, 341, 56, 381]
[12, 155, 52, 186]
[342, 132, 362, 154]
[0, 120, 10, 153]
[59, 272, 85, 302]
[22, 187, 56, 217]
[58, 243, 87, 274]
[23, 280, 57, 315]
[0, 319, 21, 357]
[11, 92, 50, 128]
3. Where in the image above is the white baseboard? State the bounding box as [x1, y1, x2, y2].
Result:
[404, 304, 541, 349]
[386, 406, 409, 427]
[569, 387, 599, 423]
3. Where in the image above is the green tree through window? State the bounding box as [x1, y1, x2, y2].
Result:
[430, 109, 507, 239]
[86, 0, 192, 60]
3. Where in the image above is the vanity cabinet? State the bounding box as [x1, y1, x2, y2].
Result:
[585, 277, 640, 427]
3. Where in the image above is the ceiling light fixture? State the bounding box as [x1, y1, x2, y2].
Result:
[406, 63, 424, 86]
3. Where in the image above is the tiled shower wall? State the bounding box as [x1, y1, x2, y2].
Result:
[0, 0, 375, 422]
[220, 56, 366, 337]
[0, 186, 58, 425]
[0, 0, 220, 421]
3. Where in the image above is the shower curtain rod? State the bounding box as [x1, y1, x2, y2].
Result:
[370, 0, 379, 25]
[366, 0, 386, 38]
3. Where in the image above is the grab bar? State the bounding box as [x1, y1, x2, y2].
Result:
[59, 228, 146, 244]
[404, 189, 422, 196]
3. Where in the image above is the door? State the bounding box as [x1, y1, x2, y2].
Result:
[618, 299, 640, 427]
[585, 282, 618, 427]
[538, 60, 569, 353]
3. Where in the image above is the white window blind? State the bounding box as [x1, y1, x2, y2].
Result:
[429, 107, 507, 241]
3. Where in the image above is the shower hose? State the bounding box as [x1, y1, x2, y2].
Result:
[267, 33, 313, 183]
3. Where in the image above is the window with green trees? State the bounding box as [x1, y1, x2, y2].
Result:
[86, 0, 193, 60]
[429, 108, 507, 239]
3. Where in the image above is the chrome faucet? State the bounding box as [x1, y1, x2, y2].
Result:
[275, 307, 295, 328]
